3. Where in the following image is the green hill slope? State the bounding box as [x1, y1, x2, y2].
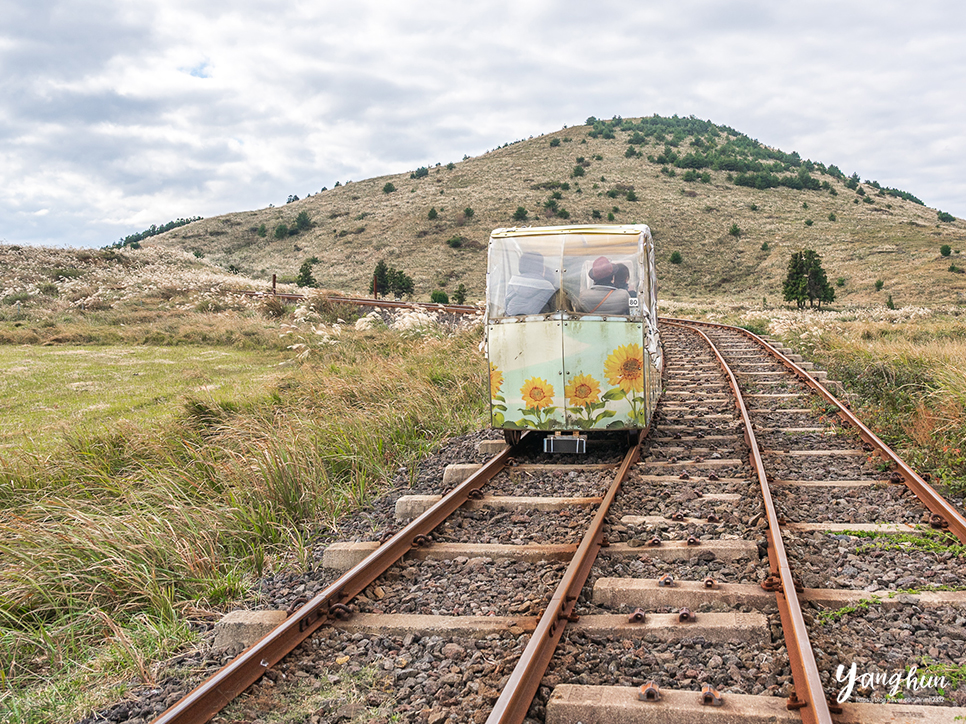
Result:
[148, 115, 966, 306]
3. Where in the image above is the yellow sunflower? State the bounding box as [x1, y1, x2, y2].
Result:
[604, 344, 645, 393]
[521, 377, 555, 409]
[565, 373, 601, 406]
[489, 363, 504, 398]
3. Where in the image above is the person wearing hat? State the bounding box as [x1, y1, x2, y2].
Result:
[577, 256, 630, 314]
[504, 251, 558, 315]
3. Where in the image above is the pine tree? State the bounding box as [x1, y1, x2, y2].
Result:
[372, 260, 389, 298]
[782, 250, 834, 309]
[296, 258, 317, 288]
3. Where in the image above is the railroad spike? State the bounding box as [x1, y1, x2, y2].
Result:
[658, 573, 675, 587]
[701, 683, 723, 706]
[638, 681, 661, 701]
[678, 607, 695, 622]
[628, 608, 646, 623]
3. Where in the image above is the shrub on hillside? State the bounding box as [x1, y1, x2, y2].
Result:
[941, 244, 952, 257]
[783, 249, 834, 309]
[670, 251, 682, 264]
[428, 207, 438, 220]
[296, 258, 318, 288]
[383, 182, 396, 194]
[430, 290, 449, 304]
[728, 223, 741, 238]
[938, 211, 955, 222]
[513, 206, 528, 222]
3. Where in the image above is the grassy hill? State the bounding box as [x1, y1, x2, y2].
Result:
[144, 115, 966, 307]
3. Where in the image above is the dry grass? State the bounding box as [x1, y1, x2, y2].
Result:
[127, 120, 966, 308]
[0, 312, 486, 723]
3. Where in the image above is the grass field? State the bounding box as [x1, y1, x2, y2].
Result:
[0, 345, 283, 449]
[1, 237, 963, 721]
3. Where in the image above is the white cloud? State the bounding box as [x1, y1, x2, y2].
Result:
[1, 0, 965, 247]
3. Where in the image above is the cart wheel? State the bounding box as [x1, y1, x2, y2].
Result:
[503, 430, 523, 446]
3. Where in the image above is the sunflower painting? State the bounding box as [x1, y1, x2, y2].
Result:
[490, 363, 507, 426]
[565, 374, 600, 406]
[521, 377, 554, 408]
[565, 373, 616, 429]
[602, 344, 649, 425]
[514, 377, 557, 428]
[604, 344, 645, 393]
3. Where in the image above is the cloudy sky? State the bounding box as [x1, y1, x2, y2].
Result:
[3, 1, 964, 248]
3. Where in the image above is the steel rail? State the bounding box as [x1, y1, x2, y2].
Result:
[485, 435, 643, 724]
[661, 316, 966, 544]
[666, 320, 831, 724]
[152, 443, 515, 724]
[236, 290, 482, 315]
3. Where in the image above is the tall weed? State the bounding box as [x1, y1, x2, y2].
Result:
[0, 325, 486, 722]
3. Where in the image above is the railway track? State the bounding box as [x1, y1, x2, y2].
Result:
[92, 319, 966, 724]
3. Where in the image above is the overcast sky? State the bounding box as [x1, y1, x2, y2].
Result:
[3, 1, 964, 248]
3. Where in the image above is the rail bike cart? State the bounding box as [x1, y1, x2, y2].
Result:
[486, 224, 662, 452]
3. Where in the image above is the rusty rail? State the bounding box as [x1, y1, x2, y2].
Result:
[237, 290, 482, 316]
[662, 316, 966, 544]
[666, 320, 832, 724]
[151, 443, 515, 724]
[486, 434, 643, 724]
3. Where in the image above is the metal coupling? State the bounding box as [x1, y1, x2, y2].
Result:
[760, 574, 782, 592]
[658, 573, 675, 587]
[701, 684, 723, 706]
[678, 607, 695, 622]
[328, 603, 351, 620]
[687, 535, 700, 546]
[638, 681, 661, 701]
[646, 536, 663, 547]
[703, 577, 717, 589]
[412, 534, 433, 547]
[627, 608, 646, 623]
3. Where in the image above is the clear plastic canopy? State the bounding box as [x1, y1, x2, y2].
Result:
[487, 225, 653, 319]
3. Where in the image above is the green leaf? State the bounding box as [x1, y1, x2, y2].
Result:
[602, 388, 627, 401]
